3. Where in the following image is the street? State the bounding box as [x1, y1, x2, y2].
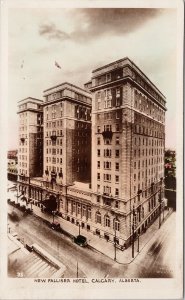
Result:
[8, 202, 176, 278]
[8, 204, 117, 278]
[119, 212, 176, 278]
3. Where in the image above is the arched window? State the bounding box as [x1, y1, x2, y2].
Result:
[113, 218, 120, 231]
[104, 215, 110, 227]
[96, 211, 101, 224]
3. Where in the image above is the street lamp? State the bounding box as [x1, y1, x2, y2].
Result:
[78, 223, 81, 235]
[158, 188, 162, 229]
[132, 206, 136, 258]
[52, 211, 55, 223]
[137, 232, 140, 253]
[114, 228, 117, 261]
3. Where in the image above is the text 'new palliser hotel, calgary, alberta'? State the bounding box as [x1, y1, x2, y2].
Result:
[17, 57, 166, 249]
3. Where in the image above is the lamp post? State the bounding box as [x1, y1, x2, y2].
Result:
[78, 223, 81, 235]
[52, 211, 55, 223]
[114, 228, 117, 261]
[77, 261, 79, 278]
[16, 187, 19, 203]
[158, 180, 163, 229]
[132, 206, 136, 258]
[137, 232, 140, 253]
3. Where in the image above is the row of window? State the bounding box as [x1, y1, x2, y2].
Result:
[45, 166, 62, 173]
[134, 148, 164, 158]
[46, 148, 62, 155]
[19, 155, 27, 160]
[97, 149, 120, 158]
[97, 136, 120, 145]
[19, 162, 27, 167]
[133, 174, 164, 193]
[46, 157, 63, 164]
[97, 124, 120, 133]
[134, 158, 163, 169]
[97, 161, 119, 170]
[96, 212, 120, 231]
[97, 185, 119, 197]
[133, 167, 163, 181]
[46, 139, 62, 146]
[18, 169, 28, 175]
[97, 173, 120, 183]
[134, 136, 164, 147]
[46, 120, 63, 128]
[19, 148, 27, 153]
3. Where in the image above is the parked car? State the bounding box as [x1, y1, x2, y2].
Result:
[74, 235, 87, 247]
[50, 221, 61, 231]
[26, 208, 33, 214]
[20, 205, 26, 211]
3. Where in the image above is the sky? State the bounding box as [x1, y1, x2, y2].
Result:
[8, 7, 177, 150]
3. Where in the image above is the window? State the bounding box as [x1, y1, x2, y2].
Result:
[97, 161, 100, 168]
[115, 149, 120, 158]
[115, 162, 119, 171]
[82, 206, 86, 217]
[115, 201, 119, 208]
[115, 188, 119, 197]
[97, 99, 101, 110]
[106, 73, 111, 82]
[116, 123, 120, 131]
[97, 173, 100, 180]
[72, 202, 76, 213]
[104, 124, 112, 132]
[116, 136, 119, 145]
[104, 161, 111, 170]
[104, 186, 111, 195]
[77, 204, 81, 215]
[97, 126, 101, 133]
[104, 149, 111, 157]
[104, 174, 111, 182]
[97, 149, 100, 157]
[97, 137, 101, 145]
[87, 208, 91, 219]
[96, 212, 101, 224]
[114, 219, 120, 231]
[115, 175, 119, 183]
[105, 215, 110, 227]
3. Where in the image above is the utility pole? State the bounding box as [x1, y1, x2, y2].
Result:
[77, 261, 78, 278]
[114, 228, 117, 261]
[28, 176, 30, 207]
[137, 232, 140, 252]
[132, 206, 136, 258]
[52, 211, 55, 223]
[159, 180, 162, 229]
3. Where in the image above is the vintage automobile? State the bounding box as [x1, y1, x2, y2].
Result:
[50, 221, 61, 232]
[74, 235, 87, 247]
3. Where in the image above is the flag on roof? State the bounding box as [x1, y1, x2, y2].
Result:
[55, 61, 61, 69]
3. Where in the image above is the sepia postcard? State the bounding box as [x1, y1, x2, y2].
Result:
[0, 0, 184, 299]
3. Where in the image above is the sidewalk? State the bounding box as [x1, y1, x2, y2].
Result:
[10, 194, 173, 264]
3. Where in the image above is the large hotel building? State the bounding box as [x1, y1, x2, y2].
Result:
[17, 57, 166, 248]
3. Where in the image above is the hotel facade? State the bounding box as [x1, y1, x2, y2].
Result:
[17, 58, 166, 249]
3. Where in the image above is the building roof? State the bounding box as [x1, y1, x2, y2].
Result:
[92, 57, 166, 100]
[43, 82, 91, 96]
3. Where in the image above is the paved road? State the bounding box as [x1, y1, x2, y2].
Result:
[119, 212, 176, 278]
[8, 203, 176, 278]
[8, 205, 119, 278]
